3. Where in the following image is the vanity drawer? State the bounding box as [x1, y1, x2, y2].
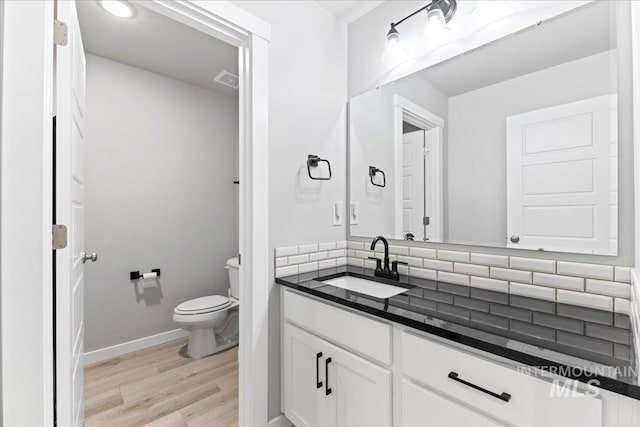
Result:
[283, 290, 392, 365]
[401, 332, 602, 426]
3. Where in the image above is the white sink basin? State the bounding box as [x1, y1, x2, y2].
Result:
[322, 276, 409, 299]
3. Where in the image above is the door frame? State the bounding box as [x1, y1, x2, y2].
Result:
[0, 1, 271, 425]
[393, 95, 444, 241]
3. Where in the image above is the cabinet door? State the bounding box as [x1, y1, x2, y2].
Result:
[325, 338, 392, 426]
[283, 323, 333, 427]
[402, 380, 505, 427]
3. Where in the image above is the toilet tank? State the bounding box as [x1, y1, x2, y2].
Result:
[226, 257, 240, 299]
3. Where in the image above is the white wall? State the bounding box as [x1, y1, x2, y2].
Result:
[447, 51, 616, 246]
[234, 1, 348, 420]
[350, 75, 447, 238]
[348, 1, 635, 266]
[84, 54, 239, 352]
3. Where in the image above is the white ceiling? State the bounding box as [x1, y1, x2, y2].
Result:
[77, 1, 239, 97]
[316, 0, 386, 24]
[421, 1, 615, 97]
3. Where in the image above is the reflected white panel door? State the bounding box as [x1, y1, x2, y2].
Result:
[506, 94, 616, 253]
[402, 130, 425, 240]
[56, 1, 87, 426]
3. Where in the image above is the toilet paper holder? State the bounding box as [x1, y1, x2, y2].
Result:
[130, 268, 161, 280]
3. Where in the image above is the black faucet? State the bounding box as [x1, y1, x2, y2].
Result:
[369, 236, 407, 280]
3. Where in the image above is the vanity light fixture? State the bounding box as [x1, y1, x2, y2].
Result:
[98, 0, 137, 18]
[384, 0, 457, 61]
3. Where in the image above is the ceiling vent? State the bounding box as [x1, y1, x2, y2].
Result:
[214, 71, 239, 89]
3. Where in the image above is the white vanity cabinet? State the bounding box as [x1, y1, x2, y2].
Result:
[283, 323, 392, 427]
[281, 289, 638, 427]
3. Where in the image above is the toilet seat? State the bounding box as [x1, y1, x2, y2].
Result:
[174, 295, 231, 315]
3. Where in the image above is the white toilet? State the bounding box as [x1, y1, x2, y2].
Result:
[173, 257, 240, 358]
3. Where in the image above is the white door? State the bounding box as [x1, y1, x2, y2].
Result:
[55, 1, 87, 426]
[506, 94, 616, 254]
[402, 130, 425, 240]
[328, 339, 391, 426]
[283, 323, 334, 427]
[401, 380, 505, 427]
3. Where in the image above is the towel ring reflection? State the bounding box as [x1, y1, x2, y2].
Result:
[369, 166, 386, 187]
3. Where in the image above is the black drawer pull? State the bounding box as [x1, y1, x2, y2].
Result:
[448, 371, 511, 402]
[316, 352, 323, 389]
[325, 357, 332, 396]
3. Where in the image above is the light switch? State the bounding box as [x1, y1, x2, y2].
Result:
[333, 201, 343, 226]
[350, 202, 359, 225]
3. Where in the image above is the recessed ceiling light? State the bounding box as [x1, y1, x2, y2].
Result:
[98, 0, 136, 18]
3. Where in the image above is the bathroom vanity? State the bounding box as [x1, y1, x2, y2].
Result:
[278, 266, 640, 426]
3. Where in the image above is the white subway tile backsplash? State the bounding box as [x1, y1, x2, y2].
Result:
[424, 259, 453, 272]
[585, 279, 631, 299]
[299, 262, 319, 274]
[470, 277, 508, 293]
[318, 259, 337, 270]
[510, 257, 555, 273]
[298, 244, 319, 254]
[288, 254, 309, 265]
[318, 242, 337, 251]
[510, 282, 555, 301]
[470, 253, 509, 267]
[410, 267, 437, 280]
[533, 273, 584, 291]
[397, 255, 422, 267]
[347, 241, 364, 250]
[557, 261, 614, 280]
[615, 298, 631, 314]
[309, 252, 328, 262]
[438, 271, 470, 286]
[355, 250, 373, 259]
[328, 249, 347, 258]
[389, 245, 409, 256]
[276, 265, 298, 278]
[557, 290, 613, 311]
[409, 247, 437, 259]
[275, 245, 298, 257]
[491, 267, 532, 284]
[347, 257, 364, 267]
[275, 241, 632, 313]
[454, 263, 489, 277]
[437, 250, 470, 263]
[615, 266, 631, 283]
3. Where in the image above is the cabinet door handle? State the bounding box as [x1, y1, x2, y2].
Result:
[325, 357, 332, 396]
[316, 352, 323, 389]
[447, 371, 511, 402]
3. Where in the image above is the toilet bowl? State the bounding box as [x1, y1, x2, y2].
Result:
[173, 257, 240, 358]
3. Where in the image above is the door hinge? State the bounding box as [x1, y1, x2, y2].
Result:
[52, 224, 68, 250]
[54, 20, 68, 46]
[423, 216, 430, 226]
[238, 254, 241, 265]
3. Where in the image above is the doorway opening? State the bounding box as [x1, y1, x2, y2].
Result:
[54, 2, 249, 425]
[393, 94, 445, 242]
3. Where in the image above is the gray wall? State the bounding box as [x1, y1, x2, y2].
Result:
[235, 2, 348, 420]
[84, 54, 239, 352]
[447, 51, 616, 246]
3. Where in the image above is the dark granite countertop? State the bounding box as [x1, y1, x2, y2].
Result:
[276, 265, 640, 400]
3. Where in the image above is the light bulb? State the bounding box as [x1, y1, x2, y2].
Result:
[98, 0, 136, 18]
[382, 24, 408, 64]
[424, 6, 451, 43]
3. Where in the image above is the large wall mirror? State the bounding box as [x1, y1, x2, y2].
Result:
[349, 2, 630, 256]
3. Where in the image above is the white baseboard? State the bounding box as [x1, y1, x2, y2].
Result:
[268, 414, 292, 427]
[84, 328, 190, 365]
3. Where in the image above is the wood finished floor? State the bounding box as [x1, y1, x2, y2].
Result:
[84, 338, 238, 427]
